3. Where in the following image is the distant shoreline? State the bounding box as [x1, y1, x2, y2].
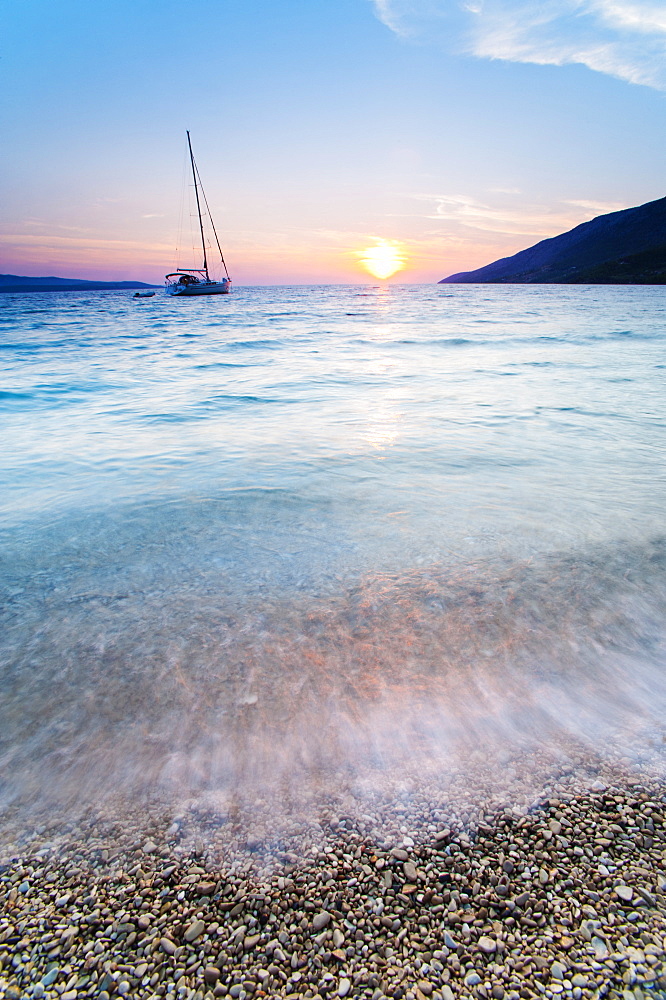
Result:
[0, 274, 160, 294]
[0, 286, 162, 293]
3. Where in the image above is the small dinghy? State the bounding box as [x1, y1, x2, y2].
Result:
[134, 291, 155, 298]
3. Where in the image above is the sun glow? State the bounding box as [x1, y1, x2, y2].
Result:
[358, 240, 407, 280]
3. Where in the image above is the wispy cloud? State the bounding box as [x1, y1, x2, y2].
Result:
[416, 191, 627, 236]
[565, 197, 629, 213]
[0, 231, 175, 269]
[370, 0, 666, 88]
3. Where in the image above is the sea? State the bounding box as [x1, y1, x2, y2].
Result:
[1, 283, 666, 838]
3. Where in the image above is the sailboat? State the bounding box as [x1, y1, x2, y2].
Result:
[165, 132, 232, 296]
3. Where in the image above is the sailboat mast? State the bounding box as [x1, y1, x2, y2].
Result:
[187, 130, 208, 280]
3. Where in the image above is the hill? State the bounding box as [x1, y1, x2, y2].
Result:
[440, 196, 666, 284]
[0, 275, 159, 293]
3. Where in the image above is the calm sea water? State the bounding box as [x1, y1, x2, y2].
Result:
[1, 284, 665, 823]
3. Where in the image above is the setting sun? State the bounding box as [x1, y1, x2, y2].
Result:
[357, 240, 407, 280]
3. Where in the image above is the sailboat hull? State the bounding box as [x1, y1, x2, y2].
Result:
[166, 134, 232, 295]
[166, 279, 231, 296]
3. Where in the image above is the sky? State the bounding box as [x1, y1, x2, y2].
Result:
[1, 0, 665, 284]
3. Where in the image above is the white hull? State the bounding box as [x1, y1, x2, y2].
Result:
[166, 279, 231, 296]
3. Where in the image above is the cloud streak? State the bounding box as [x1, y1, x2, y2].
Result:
[371, 0, 666, 88]
[415, 191, 627, 236]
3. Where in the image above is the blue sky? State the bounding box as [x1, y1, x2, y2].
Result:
[2, 0, 665, 283]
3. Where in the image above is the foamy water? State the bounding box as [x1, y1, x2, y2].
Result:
[1, 284, 665, 834]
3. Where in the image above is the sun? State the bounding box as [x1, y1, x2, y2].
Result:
[357, 240, 407, 280]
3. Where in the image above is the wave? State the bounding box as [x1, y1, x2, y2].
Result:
[0, 382, 114, 410]
[1, 533, 664, 828]
[194, 361, 262, 369]
[225, 339, 285, 350]
[140, 393, 292, 423]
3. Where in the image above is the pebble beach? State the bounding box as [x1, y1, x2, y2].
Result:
[2, 745, 665, 1000]
[3, 288, 666, 1000]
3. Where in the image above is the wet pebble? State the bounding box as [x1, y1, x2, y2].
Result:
[1, 759, 665, 1000]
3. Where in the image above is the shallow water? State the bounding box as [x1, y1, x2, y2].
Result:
[1, 284, 665, 830]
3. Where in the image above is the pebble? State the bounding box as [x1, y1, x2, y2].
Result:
[551, 961, 566, 979]
[592, 935, 610, 958]
[478, 935, 497, 953]
[403, 860, 418, 881]
[1, 761, 665, 1000]
[184, 918, 206, 941]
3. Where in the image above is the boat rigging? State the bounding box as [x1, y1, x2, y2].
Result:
[165, 131, 232, 296]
